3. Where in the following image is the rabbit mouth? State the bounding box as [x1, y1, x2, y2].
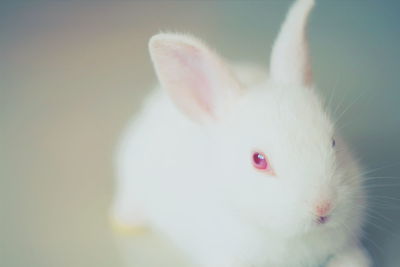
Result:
[316, 215, 330, 225]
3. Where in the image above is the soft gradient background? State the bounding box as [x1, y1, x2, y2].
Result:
[2, 0, 400, 266]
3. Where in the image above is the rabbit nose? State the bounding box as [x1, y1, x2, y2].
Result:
[316, 201, 331, 216]
[315, 201, 331, 224]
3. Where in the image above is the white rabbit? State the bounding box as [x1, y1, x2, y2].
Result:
[111, 0, 372, 266]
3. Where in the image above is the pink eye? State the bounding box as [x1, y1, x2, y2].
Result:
[252, 152, 268, 170]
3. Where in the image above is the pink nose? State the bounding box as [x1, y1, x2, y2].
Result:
[315, 202, 331, 217]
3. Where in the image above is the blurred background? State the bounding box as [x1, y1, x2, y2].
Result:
[1, 0, 400, 266]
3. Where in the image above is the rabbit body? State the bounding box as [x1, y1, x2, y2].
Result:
[112, 0, 371, 266]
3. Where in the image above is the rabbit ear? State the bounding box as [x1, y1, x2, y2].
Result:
[270, 0, 315, 86]
[149, 33, 241, 123]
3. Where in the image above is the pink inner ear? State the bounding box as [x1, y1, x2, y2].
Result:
[150, 35, 239, 122]
[170, 46, 215, 115]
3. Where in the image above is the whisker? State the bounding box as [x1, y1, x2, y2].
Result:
[366, 203, 400, 210]
[362, 198, 400, 210]
[363, 176, 400, 182]
[367, 195, 400, 202]
[336, 121, 352, 132]
[363, 210, 392, 226]
[324, 83, 338, 115]
[364, 217, 400, 240]
[333, 90, 366, 126]
[362, 183, 400, 189]
[341, 221, 383, 259]
[327, 74, 345, 119]
[342, 163, 400, 186]
[359, 162, 400, 177]
[360, 229, 384, 258]
[364, 208, 393, 224]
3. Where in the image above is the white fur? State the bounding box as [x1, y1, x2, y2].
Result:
[270, 0, 314, 86]
[111, 0, 371, 266]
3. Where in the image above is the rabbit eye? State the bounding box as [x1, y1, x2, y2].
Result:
[332, 138, 336, 148]
[252, 152, 268, 170]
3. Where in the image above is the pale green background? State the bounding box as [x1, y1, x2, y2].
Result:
[1, 0, 399, 266]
